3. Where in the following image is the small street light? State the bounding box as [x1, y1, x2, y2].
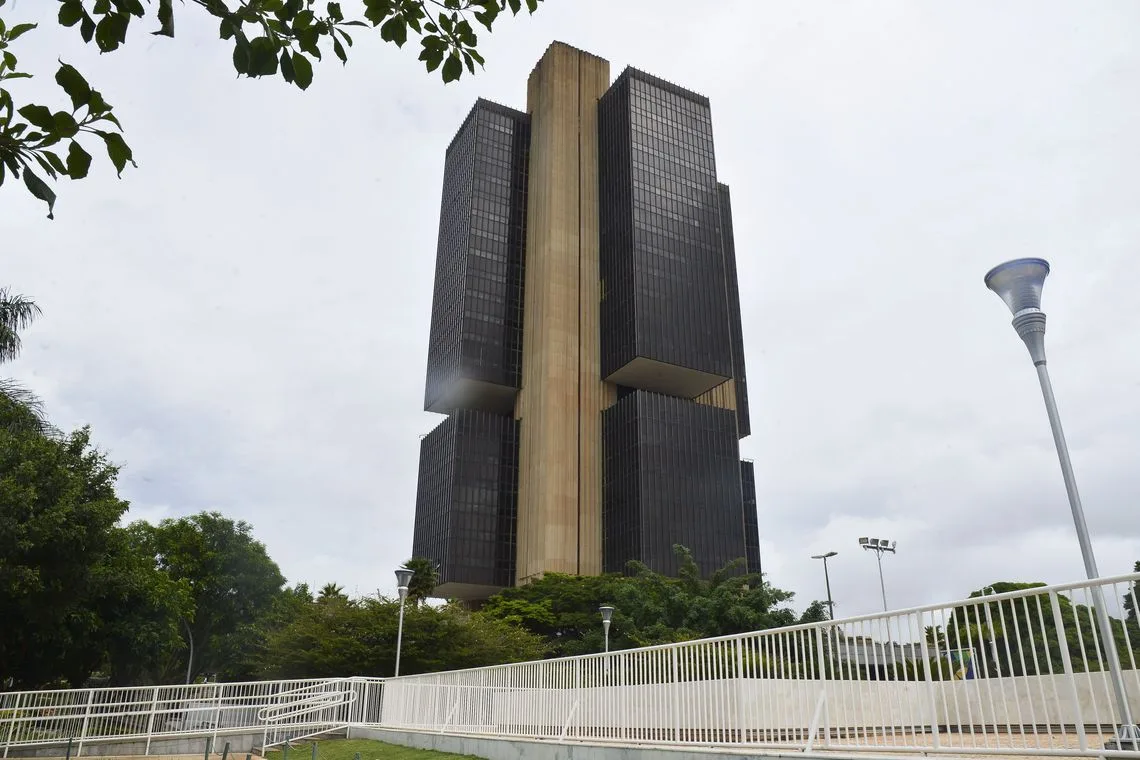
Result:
[984, 258, 1138, 749]
[394, 567, 415, 678]
[811, 551, 838, 620]
[598, 605, 614, 653]
[858, 537, 896, 612]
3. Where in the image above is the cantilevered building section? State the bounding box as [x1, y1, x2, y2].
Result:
[412, 42, 760, 601]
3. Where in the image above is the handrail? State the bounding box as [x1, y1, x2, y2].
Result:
[257, 691, 357, 723]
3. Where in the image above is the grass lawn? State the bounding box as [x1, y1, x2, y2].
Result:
[264, 739, 477, 760]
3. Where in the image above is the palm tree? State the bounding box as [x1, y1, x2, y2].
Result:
[0, 287, 52, 434]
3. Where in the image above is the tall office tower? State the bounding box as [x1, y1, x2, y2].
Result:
[412, 42, 759, 600]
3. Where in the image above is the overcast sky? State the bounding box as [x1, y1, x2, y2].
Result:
[3, 1, 1139, 620]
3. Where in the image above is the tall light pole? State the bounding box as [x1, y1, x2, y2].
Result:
[811, 552, 838, 619]
[858, 537, 895, 612]
[984, 258, 1138, 749]
[599, 606, 614, 653]
[393, 567, 414, 677]
[181, 617, 194, 685]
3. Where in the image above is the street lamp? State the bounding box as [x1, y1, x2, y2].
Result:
[858, 537, 896, 612]
[811, 551, 838, 619]
[393, 566, 415, 677]
[599, 606, 614, 653]
[984, 258, 1138, 749]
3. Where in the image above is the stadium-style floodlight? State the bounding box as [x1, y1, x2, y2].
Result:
[984, 258, 1137, 749]
[859, 537, 896, 612]
[811, 551, 838, 619]
[599, 605, 615, 653]
[394, 567, 415, 677]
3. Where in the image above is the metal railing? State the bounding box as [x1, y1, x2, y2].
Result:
[0, 677, 385, 757]
[1, 573, 1137, 759]
[379, 572, 1140, 757]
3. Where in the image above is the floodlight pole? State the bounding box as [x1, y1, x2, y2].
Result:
[860, 539, 895, 612]
[985, 258, 1137, 749]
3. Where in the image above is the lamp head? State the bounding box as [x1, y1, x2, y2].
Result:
[599, 605, 614, 623]
[984, 258, 1051, 365]
[812, 551, 838, 560]
[984, 258, 1050, 316]
[858, 537, 869, 546]
[394, 567, 414, 590]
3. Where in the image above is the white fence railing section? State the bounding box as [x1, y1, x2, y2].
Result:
[1, 572, 1138, 759]
[0, 677, 385, 758]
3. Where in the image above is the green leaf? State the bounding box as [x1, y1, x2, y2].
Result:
[279, 49, 295, 84]
[42, 149, 67, 176]
[155, 0, 174, 37]
[55, 63, 92, 112]
[8, 22, 36, 41]
[525, 0, 539, 12]
[22, 166, 56, 219]
[17, 104, 55, 132]
[58, 1, 84, 26]
[473, 3, 498, 31]
[506, 0, 521, 13]
[379, 16, 407, 46]
[332, 37, 346, 64]
[247, 37, 279, 76]
[232, 37, 251, 74]
[441, 52, 461, 83]
[53, 111, 79, 138]
[219, 17, 236, 40]
[94, 13, 129, 52]
[291, 51, 313, 90]
[80, 15, 96, 42]
[327, 2, 343, 21]
[362, 0, 394, 26]
[462, 51, 474, 75]
[65, 141, 91, 179]
[97, 130, 136, 177]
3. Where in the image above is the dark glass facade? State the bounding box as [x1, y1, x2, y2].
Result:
[411, 410, 519, 595]
[602, 390, 746, 578]
[718, 184, 750, 438]
[423, 99, 530, 415]
[598, 69, 734, 397]
[741, 460, 761, 575]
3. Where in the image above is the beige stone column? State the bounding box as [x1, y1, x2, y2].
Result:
[514, 42, 611, 584]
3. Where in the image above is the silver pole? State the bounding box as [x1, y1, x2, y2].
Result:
[876, 551, 888, 612]
[603, 621, 610, 653]
[1035, 362, 1134, 730]
[822, 556, 835, 620]
[394, 595, 407, 678]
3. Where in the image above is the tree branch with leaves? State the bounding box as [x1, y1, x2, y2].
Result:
[0, 0, 543, 218]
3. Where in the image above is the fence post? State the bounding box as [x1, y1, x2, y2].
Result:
[916, 612, 940, 749]
[3, 691, 23, 759]
[211, 682, 223, 754]
[76, 689, 95, 758]
[670, 647, 680, 743]
[144, 685, 160, 756]
[734, 638, 746, 744]
[814, 625, 830, 748]
[1049, 590, 1087, 753]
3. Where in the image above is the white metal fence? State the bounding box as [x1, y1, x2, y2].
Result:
[381, 573, 1140, 757]
[1, 573, 1138, 759]
[0, 677, 385, 757]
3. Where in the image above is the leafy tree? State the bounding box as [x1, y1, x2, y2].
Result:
[130, 511, 286, 682]
[318, 582, 347, 603]
[0, 287, 52, 434]
[260, 594, 546, 678]
[402, 556, 439, 605]
[943, 582, 1137, 678]
[0, 420, 152, 687]
[0, 0, 544, 217]
[479, 546, 815, 658]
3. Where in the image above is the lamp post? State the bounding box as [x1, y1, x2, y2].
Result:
[393, 567, 415, 677]
[599, 606, 614, 653]
[181, 617, 194, 685]
[858, 537, 895, 612]
[984, 258, 1138, 749]
[811, 552, 838, 620]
